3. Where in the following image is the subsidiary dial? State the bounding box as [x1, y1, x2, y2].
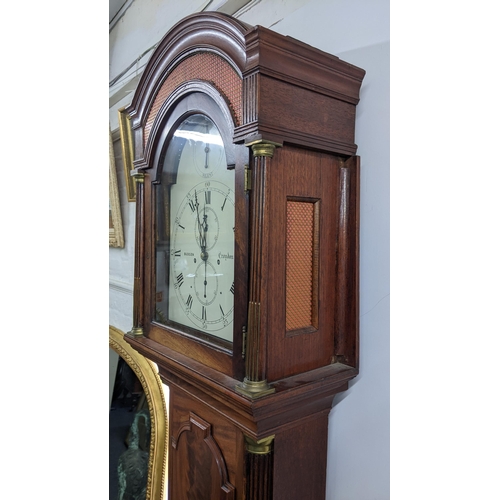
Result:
[194, 260, 218, 306]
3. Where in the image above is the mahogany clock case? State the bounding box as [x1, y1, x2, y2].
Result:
[123, 11, 365, 500]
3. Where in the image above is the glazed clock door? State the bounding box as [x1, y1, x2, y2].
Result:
[152, 91, 244, 358]
[165, 114, 235, 342]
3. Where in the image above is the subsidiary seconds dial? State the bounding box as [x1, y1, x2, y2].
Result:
[170, 180, 235, 338]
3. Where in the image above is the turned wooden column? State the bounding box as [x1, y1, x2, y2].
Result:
[236, 140, 281, 398]
[129, 170, 145, 337]
[244, 435, 275, 500]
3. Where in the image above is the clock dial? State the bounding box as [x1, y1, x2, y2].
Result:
[170, 180, 235, 339]
[155, 114, 235, 343]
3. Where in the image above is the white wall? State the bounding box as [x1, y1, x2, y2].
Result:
[109, 135, 135, 334]
[326, 40, 389, 500]
[109, 1, 389, 498]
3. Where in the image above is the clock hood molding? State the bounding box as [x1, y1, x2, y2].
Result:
[125, 11, 366, 169]
[125, 12, 249, 137]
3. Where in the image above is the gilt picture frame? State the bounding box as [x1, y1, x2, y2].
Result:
[109, 325, 169, 500]
[118, 107, 136, 202]
[109, 127, 125, 248]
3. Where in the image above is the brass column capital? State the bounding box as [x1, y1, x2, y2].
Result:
[246, 139, 282, 158]
[244, 435, 275, 455]
[131, 170, 145, 183]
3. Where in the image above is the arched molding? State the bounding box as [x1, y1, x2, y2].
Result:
[126, 12, 249, 134]
[143, 81, 238, 177]
[109, 325, 168, 500]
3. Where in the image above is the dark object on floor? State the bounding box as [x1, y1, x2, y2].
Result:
[117, 409, 150, 500]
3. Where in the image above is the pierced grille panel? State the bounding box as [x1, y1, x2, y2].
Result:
[144, 52, 242, 147]
[285, 200, 318, 332]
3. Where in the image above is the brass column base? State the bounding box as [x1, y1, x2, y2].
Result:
[128, 326, 144, 337]
[235, 378, 275, 399]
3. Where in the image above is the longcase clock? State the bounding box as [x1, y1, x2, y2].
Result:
[124, 12, 365, 500]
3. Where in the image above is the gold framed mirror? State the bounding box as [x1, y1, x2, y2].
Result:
[109, 325, 168, 499]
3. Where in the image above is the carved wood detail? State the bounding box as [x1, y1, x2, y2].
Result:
[172, 412, 236, 499]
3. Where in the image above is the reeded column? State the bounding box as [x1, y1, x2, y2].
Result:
[244, 435, 275, 500]
[129, 171, 145, 337]
[236, 140, 281, 398]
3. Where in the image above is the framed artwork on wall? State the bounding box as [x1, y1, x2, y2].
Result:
[109, 127, 125, 248]
[118, 107, 136, 202]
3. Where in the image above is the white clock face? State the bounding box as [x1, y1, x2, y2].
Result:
[155, 114, 235, 343]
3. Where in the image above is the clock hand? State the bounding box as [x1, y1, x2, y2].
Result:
[204, 144, 210, 169]
[194, 191, 205, 252]
[204, 258, 207, 299]
[195, 191, 210, 263]
[202, 201, 208, 298]
[204, 124, 210, 169]
[203, 201, 209, 240]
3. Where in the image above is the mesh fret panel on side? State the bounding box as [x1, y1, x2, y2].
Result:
[285, 200, 317, 331]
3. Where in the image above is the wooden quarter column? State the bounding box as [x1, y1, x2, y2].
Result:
[335, 156, 360, 366]
[236, 140, 281, 398]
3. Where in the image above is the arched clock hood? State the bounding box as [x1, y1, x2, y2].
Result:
[125, 13, 248, 169]
[125, 11, 365, 171]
